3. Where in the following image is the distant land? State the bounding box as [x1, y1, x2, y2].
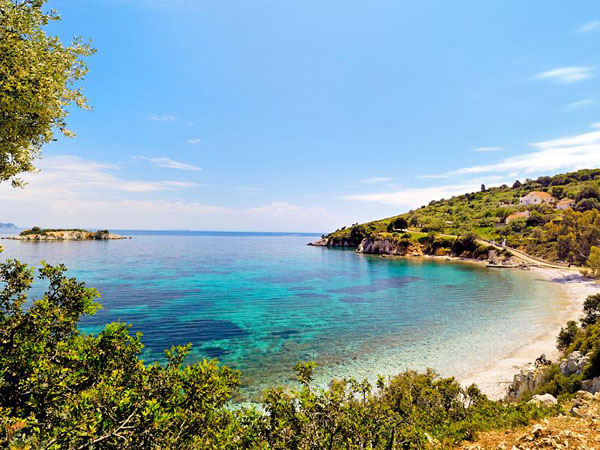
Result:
[3, 228, 127, 241]
[0, 223, 17, 230]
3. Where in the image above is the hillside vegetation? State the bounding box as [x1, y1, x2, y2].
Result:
[325, 169, 600, 266]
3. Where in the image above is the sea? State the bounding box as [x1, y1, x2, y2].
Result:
[0, 230, 566, 401]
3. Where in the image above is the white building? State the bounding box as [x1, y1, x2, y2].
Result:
[519, 191, 556, 206]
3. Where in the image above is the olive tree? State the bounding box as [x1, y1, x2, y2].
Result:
[0, 0, 94, 186]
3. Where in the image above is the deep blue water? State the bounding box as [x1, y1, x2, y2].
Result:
[0, 231, 565, 400]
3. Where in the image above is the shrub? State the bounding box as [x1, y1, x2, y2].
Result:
[582, 293, 600, 327]
[557, 321, 579, 351]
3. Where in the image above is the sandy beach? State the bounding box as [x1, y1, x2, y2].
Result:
[459, 267, 600, 400]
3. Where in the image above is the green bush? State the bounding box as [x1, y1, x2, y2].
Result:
[556, 320, 579, 351]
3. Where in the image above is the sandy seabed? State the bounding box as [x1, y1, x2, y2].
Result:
[459, 267, 600, 400]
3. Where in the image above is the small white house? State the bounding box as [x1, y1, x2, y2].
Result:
[519, 191, 556, 206]
[556, 198, 575, 210]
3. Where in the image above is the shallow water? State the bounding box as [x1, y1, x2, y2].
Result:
[0, 231, 565, 400]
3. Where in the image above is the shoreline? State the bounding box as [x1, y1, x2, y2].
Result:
[458, 266, 600, 400]
[322, 246, 599, 400]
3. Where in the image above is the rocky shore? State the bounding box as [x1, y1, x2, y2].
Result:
[4, 229, 128, 241]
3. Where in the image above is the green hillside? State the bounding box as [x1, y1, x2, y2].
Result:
[325, 169, 600, 265]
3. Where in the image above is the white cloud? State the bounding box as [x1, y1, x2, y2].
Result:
[186, 138, 202, 144]
[348, 126, 600, 209]
[236, 186, 265, 193]
[360, 177, 394, 184]
[149, 114, 176, 122]
[590, 122, 600, 129]
[473, 146, 503, 152]
[562, 99, 594, 112]
[343, 183, 483, 208]
[0, 155, 344, 231]
[534, 66, 594, 83]
[578, 21, 600, 33]
[248, 202, 301, 215]
[136, 156, 202, 171]
[448, 130, 600, 176]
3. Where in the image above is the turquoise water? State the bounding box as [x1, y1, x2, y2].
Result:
[0, 231, 565, 400]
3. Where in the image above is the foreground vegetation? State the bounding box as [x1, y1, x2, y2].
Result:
[0, 260, 558, 448]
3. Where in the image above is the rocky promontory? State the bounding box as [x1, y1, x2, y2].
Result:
[4, 228, 127, 241]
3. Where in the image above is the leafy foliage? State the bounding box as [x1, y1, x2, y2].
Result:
[0, 259, 240, 448]
[582, 293, 600, 328]
[586, 246, 600, 278]
[0, 0, 94, 186]
[556, 320, 579, 351]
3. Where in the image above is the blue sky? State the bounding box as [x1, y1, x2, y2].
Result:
[2, 0, 600, 231]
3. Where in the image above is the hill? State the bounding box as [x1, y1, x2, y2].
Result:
[0, 223, 17, 229]
[319, 169, 600, 266]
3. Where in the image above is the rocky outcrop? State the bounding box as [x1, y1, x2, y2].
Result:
[559, 351, 591, 376]
[505, 363, 551, 402]
[7, 229, 127, 241]
[581, 376, 600, 394]
[357, 237, 420, 255]
[308, 237, 357, 247]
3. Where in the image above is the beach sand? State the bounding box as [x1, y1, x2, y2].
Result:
[459, 267, 600, 400]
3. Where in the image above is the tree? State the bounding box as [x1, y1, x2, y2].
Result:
[574, 197, 600, 212]
[512, 180, 522, 189]
[586, 246, 600, 279]
[481, 184, 486, 192]
[0, 0, 94, 186]
[387, 217, 408, 231]
[576, 186, 600, 203]
[0, 258, 241, 448]
[550, 186, 565, 199]
[581, 293, 600, 327]
[556, 321, 578, 351]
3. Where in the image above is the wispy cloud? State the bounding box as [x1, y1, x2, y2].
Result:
[473, 146, 503, 152]
[344, 183, 484, 208]
[448, 129, 600, 176]
[236, 186, 265, 193]
[562, 99, 594, 112]
[136, 156, 202, 171]
[186, 138, 202, 144]
[0, 155, 199, 195]
[578, 21, 600, 33]
[248, 202, 302, 215]
[360, 177, 394, 184]
[592, 122, 600, 129]
[534, 66, 594, 84]
[349, 125, 600, 209]
[149, 114, 176, 122]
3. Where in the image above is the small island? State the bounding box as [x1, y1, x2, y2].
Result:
[4, 227, 128, 241]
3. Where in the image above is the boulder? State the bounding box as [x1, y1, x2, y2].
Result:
[528, 393, 558, 407]
[559, 351, 590, 376]
[580, 377, 600, 394]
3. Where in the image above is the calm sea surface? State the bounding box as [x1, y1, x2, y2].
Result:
[0, 231, 565, 400]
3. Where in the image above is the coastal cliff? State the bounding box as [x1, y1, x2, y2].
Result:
[6, 229, 126, 241]
[312, 232, 516, 264]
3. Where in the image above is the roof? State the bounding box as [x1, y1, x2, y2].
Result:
[506, 211, 530, 222]
[558, 198, 574, 204]
[524, 191, 553, 199]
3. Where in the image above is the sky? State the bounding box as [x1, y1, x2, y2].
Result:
[1, 0, 600, 232]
